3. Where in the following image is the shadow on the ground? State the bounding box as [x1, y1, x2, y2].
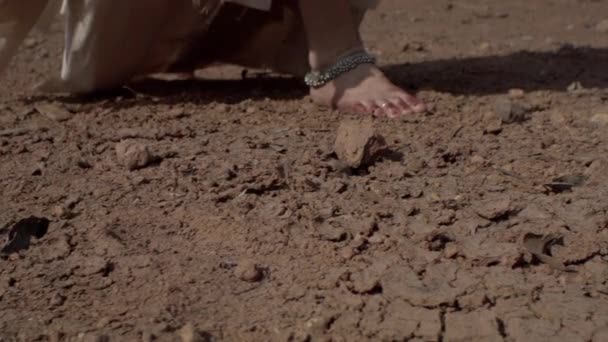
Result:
[385, 45, 608, 95]
[22, 46, 608, 108]
[128, 75, 307, 103]
[22, 75, 307, 109]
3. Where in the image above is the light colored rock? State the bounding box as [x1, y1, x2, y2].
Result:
[35, 103, 72, 122]
[596, 19, 608, 32]
[179, 323, 201, 342]
[235, 260, 263, 282]
[334, 118, 386, 168]
[493, 97, 528, 123]
[115, 141, 157, 170]
[590, 113, 608, 126]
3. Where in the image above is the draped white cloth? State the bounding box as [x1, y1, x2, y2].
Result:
[0, 0, 379, 93]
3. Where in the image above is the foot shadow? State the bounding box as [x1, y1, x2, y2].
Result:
[384, 45, 608, 95]
[22, 74, 307, 109]
[128, 75, 307, 103]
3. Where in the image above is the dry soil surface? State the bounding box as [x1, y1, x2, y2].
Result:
[2, 1, 608, 341]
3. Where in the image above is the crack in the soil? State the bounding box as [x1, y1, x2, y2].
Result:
[565, 251, 608, 266]
[438, 307, 447, 342]
[496, 317, 507, 338]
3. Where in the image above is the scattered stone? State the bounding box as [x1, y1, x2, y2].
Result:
[52, 205, 74, 219]
[341, 246, 358, 259]
[596, 19, 608, 33]
[493, 97, 528, 123]
[444, 243, 459, 258]
[23, 38, 38, 48]
[305, 314, 337, 338]
[567, 81, 584, 93]
[318, 223, 347, 242]
[35, 103, 72, 122]
[334, 118, 387, 169]
[484, 118, 503, 134]
[93, 277, 114, 290]
[179, 323, 199, 342]
[475, 198, 516, 220]
[350, 270, 382, 294]
[471, 5, 492, 18]
[478, 42, 491, 51]
[162, 108, 189, 120]
[115, 141, 159, 170]
[470, 155, 486, 165]
[508, 88, 525, 99]
[367, 233, 385, 244]
[31, 162, 45, 176]
[590, 113, 608, 126]
[96, 317, 111, 329]
[234, 260, 263, 282]
[540, 135, 556, 149]
[49, 292, 66, 307]
[78, 256, 110, 276]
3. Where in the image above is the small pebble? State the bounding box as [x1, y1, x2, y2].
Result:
[115, 141, 158, 170]
[318, 224, 347, 242]
[567, 81, 584, 93]
[96, 317, 111, 329]
[484, 118, 503, 134]
[596, 19, 608, 32]
[475, 198, 514, 220]
[444, 244, 460, 258]
[508, 88, 525, 99]
[235, 260, 263, 282]
[590, 113, 608, 126]
[49, 292, 66, 307]
[493, 98, 528, 123]
[179, 323, 199, 342]
[35, 103, 72, 122]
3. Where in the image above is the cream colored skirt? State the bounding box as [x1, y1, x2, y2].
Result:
[0, 0, 378, 93]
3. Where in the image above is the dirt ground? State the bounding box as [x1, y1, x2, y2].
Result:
[2, 0, 608, 341]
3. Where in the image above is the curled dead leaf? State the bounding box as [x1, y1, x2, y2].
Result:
[522, 232, 576, 272]
[544, 174, 587, 193]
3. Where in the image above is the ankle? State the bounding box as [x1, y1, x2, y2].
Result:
[308, 43, 365, 71]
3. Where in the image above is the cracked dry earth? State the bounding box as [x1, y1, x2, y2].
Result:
[2, 0, 608, 341]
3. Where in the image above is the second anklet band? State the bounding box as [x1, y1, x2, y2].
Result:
[304, 50, 377, 89]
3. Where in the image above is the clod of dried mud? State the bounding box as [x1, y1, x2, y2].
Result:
[234, 260, 264, 282]
[115, 140, 159, 170]
[334, 118, 387, 169]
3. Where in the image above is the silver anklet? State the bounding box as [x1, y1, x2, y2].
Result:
[304, 50, 377, 89]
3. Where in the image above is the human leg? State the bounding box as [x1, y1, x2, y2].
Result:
[297, 0, 426, 118]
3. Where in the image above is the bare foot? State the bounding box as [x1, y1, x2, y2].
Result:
[309, 63, 426, 118]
